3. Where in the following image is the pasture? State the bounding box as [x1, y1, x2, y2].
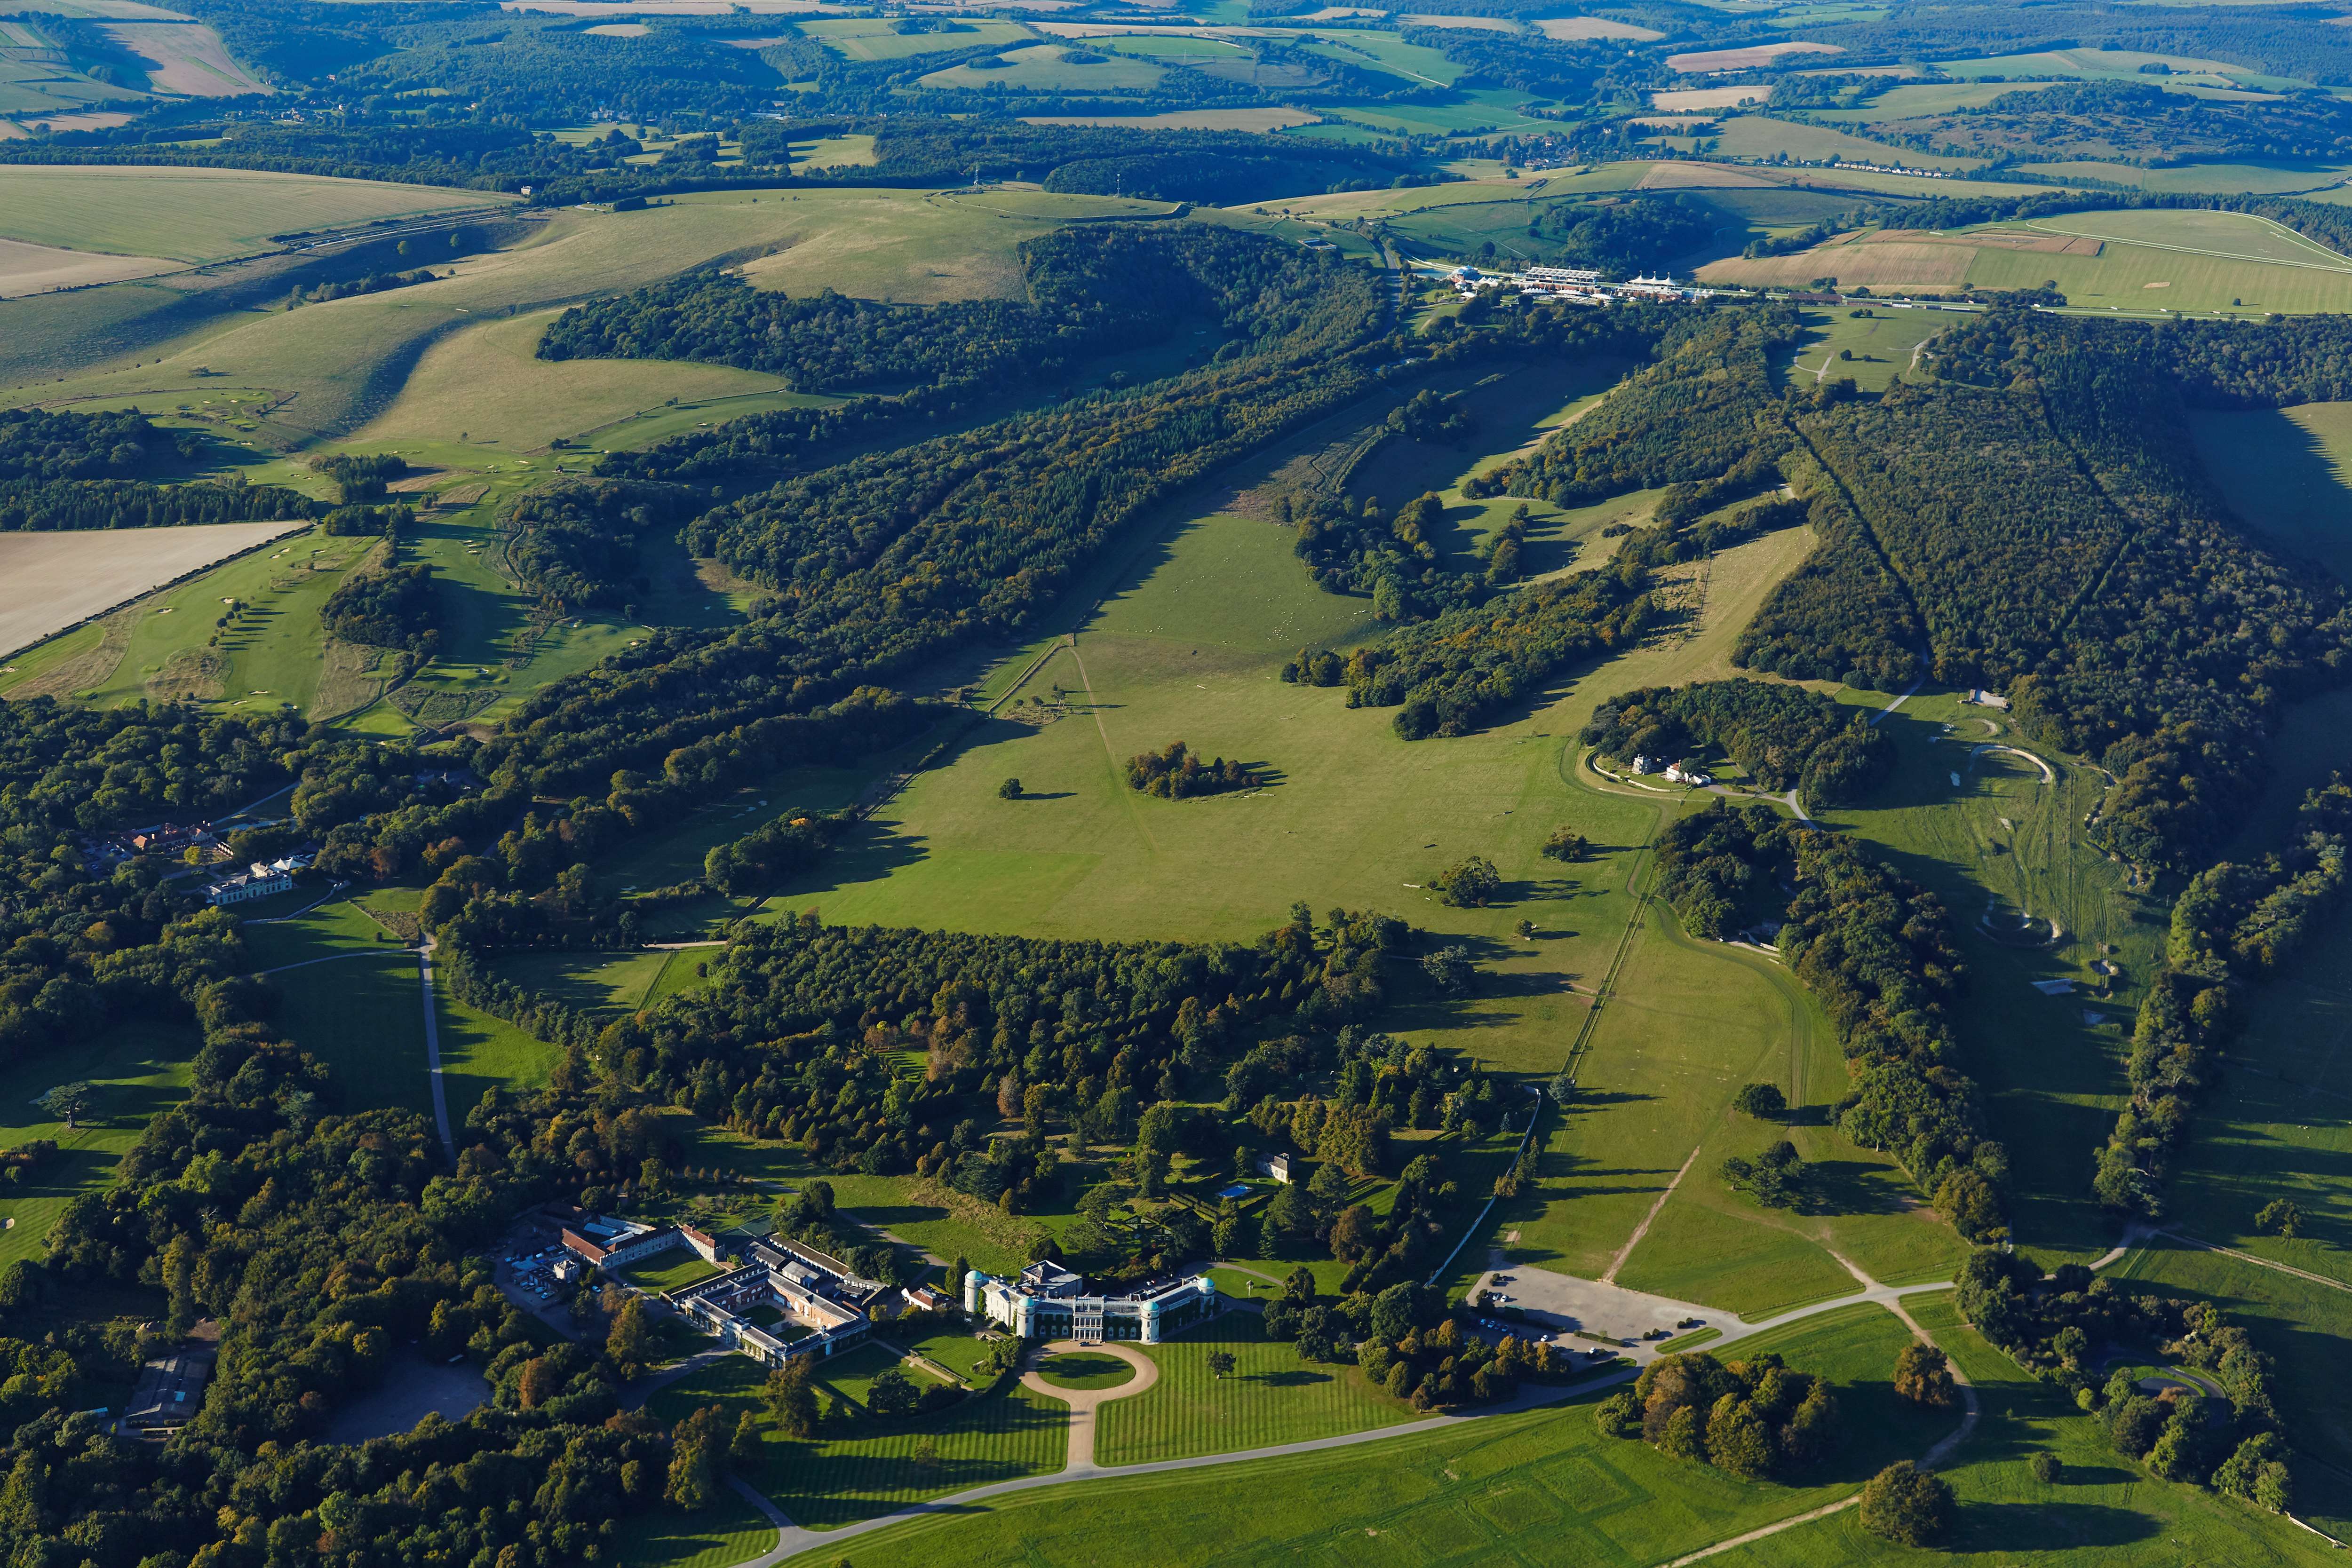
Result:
[1819, 690, 2159, 1266]
[274, 953, 433, 1117]
[1936, 46, 2291, 89]
[1776, 306, 1948, 392]
[2, 188, 1169, 447]
[0, 1016, 195, 1270]
[2017, 160, 2352, 195]
[1700, 209, 2352, 314]
[0, 165, 508, 263]
[1701, 115, 1986, 173]
[920, 43, 1164, 92]
[0, 519, 309, 667]
[1665, 40, 1843, 72]
[778, 1305, 1954, 1567]
[795, 17, 1033, 61]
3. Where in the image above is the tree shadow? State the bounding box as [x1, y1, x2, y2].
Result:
[1951, 1500, 2158, 1552]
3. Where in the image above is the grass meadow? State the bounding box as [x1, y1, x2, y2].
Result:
[1776, 306, 1948, 393]
[1094, 1310, 1414, 1464]
[796, 18, 1034, 61]
[780, 1305, 1952, 1566]
[0, 165, 509, 264]
[1727, 1290, 2344, 1566]
[1813, 690, 2162, 1267]
[0, 1016, 195, 1269]
[920, 44, 1165, 92]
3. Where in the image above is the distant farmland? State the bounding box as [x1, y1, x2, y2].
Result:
[0, 520, 307, 659]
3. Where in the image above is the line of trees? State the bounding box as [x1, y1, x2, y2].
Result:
[2093, 776, 2352, 1217]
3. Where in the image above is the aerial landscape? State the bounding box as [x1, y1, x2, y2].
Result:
[14, 0, 2352, 1562]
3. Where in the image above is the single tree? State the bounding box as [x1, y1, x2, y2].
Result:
[36, 1082, 92, 1131]
[2029, 1451, 2061, 1484]
[1421, 946, 1473, 996]
[1893, 1343, 1957, 1408]
[998, 777, 1022, 800]
[1514, 919, 1536, 941]
[2256, 1198, 2306, 1240]
[1207, 1350, 1237, 1379]
[1859, 1461, 1954, 1546]
[1732, 1082, 1786, 1120]
[1433, 855, 1501, 907]
[606, 1295, 652, 1376]
[1540, 827, 1589, 863]
[728, 1411, 763, 1472]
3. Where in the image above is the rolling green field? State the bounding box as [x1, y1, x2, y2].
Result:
[796, 18, 1033, 62]
[0, 1016, 195, 1268]
[921, 43, 1164, 91]
[0, 165, 509, 263]
[436, 992, 565, 1112]
[783, 1305, 1955, 1566]
[1095, 1311, 1412, 1464]
[1704, 114, 1986, 173]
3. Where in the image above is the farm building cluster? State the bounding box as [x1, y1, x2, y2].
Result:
[964, 1260, 1221, 1344]
[559, 1216, 893, 1366]
[1446, 263, 1725, 305]
[1631, 754, 1714, 787]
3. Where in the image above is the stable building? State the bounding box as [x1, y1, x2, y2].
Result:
[665, 1235, 877, 1367]
[964, 1262, 1220, 1345]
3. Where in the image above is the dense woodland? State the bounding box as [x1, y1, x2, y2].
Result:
[1527, 196, 1719, 278]
[320, 560, 438, 655]
[1291, 562, 1656, 740]
[485, 229, 1386, 795]
[541, 223, 1281, 396]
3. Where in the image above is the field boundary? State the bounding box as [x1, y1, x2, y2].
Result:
[0, 518, 311, 674]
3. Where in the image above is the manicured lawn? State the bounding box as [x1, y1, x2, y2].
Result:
[274, 950, 433, 1116]
[239, 894, 403, 970]
[1036, 1352, 1136, 1391]
[611, 1495, 775, 1568]
[784, 1305, 1954, 1565]
[620, 1251, 723, 1293]
[0, 1016, 197, 1268]
[1094, 1310, 1414, 1466]
[891, 1323, 1001, 1383]
[435, 993, 565, 1113]
[648, 1355, 1066, 1531]
[486, 949, 672, 1015]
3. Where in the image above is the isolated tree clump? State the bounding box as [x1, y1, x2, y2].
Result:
[1603, 1351, 1839, 1477]
[1431, 855, 1501, 907]
[1893, 1343, 1958, 1408]
[1859, 1461, 1954, 1546]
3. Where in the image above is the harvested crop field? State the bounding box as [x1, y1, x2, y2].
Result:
[1698, 240, 1973, 289]
[1667, 40, 1841, 71]
[0, 235, 175, 296]
[1649, 87, 1768, 112]
[100, 22, 268, 95]
[0, 520, 308, 659]
[1022, 107, 1317, 130]
[1636, 159, 1780, 189]
[1535, 15, 1663, 39]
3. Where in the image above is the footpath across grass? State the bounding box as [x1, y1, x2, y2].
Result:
[1095, 1310, 1414, 1466]
[783, 1304, 1958, 1565]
